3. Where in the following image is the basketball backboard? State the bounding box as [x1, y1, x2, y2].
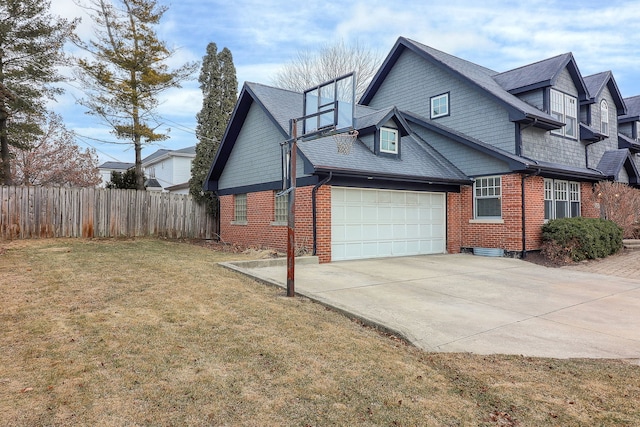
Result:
[301, 72, 355, 137]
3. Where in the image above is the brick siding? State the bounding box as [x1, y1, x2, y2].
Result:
[450, 174, 600, 254]
[220, 178, 601, 262]
[219, 185, 332, 263]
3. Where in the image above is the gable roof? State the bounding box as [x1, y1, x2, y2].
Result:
[297, 133, 470, 185]
[494, 53, 588, 101]
[583, 71, 627, 114]
[142, 146, 196, 166]
[596, 149, 640, 185]
[98, 161, 134, 170]
[354, 106, 411, 136]
[360, 37, 564, 131]
[619, 95, 640, 123]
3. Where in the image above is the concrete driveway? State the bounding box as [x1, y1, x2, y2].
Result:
[223, 254, 640, 361]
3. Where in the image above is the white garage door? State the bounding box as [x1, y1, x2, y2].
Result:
[331, 187, 446, 261]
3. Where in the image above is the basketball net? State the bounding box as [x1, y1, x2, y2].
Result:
[333, 129, 358, 155]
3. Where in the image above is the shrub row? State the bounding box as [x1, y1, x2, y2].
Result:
[541, 217, 623, 262]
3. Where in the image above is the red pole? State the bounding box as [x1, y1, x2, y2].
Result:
[286, 120, 297, 297]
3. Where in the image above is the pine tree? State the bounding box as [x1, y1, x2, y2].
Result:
[0, 0, 78, 184]
[189, 43, 237, 211]
[74, 0, 197, 190]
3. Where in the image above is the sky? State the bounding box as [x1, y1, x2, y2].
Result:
[48, 0, 640, 165]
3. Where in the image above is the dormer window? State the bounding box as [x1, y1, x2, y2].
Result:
[600, 100, 609, 136]
[380, 128, 398, 154]
[430, 93, 449, 119]
[550, 89, 577, 139]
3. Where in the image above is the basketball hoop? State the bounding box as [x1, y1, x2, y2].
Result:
[333, 129, 358, 155]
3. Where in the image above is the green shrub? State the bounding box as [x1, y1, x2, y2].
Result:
[541, 217, 623, 262]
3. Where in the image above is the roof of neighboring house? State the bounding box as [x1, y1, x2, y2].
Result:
[142, 146, 196, 166]
[619, 95, 640, 122]
[361, 37, 565, 130]
[596, 149, 640, 184]
[583, 71, 627, 114]
[99, 161, 134, 170]
[165, 182, 190, 192]
[145, 178, 162, 188]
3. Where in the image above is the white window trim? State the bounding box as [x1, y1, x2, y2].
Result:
[430, 93, 449, 119]
[601, 100, 609, 136]
[544, 178, 581, 221]
[550, 89, 578, 140]
[473, 176, 502, 219]
[380, 127, 399, 154]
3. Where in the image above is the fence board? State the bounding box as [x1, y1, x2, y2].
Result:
[0, 186, 217, 240]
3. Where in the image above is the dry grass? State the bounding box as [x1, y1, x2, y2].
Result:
[1, 238, 639, 426]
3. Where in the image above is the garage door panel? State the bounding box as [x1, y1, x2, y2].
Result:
[332, 187, 446, 261]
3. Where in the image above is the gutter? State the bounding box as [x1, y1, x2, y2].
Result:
[312, 172, 332, 256]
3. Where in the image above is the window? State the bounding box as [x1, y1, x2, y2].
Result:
[430, 93, 449, 119]
[234, 193, 247, 222]
[550, 89, 577, 139]
[474, 176, 501, 218]
[380, 128, 398, 153]
[544, 179, 581, 220]
[274, 191, 288, 223]
[600, 100, 609, 136]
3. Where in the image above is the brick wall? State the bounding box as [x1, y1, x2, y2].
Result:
[220, 178, 601, 262]
[449, 174, 602, 255]
[219, 185, 332, 263]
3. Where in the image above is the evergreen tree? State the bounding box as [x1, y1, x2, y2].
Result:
[189, 43, 237, 211]
[106, 168, 142, 189]
[74, 0, 197, 190]
[0, 0, 78, 184]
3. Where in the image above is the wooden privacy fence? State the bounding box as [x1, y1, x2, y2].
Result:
[0, 186, 218, 240]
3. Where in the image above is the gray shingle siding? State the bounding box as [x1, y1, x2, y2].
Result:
[521, 127, 585, 168]
[586, 87, 619, 169]
[367, 50, 516, 154]
[517, 90, 544, 110]
[218, 102, 307, 190]
[554, 68, 578, 95]
[411, 126, 510, 176]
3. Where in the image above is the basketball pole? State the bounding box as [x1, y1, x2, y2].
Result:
[286, 118, 297, 297]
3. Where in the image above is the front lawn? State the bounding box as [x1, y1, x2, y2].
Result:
[1, 239, 638, 426]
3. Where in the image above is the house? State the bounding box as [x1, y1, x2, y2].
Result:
[141, 146, 196, 194]
[97, 161, 134, 187]
[204, 37, 639, 263]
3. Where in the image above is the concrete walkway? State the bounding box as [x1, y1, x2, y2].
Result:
[222, 254, 640, 361]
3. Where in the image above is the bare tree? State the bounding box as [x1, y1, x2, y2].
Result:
[271, 40, 382, 101]
[11, 112, 101, 187]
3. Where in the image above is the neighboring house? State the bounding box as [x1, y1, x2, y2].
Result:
[97, 161, 134, 187]
[141, 146, 196, 194]
[204, 37, 639, 263]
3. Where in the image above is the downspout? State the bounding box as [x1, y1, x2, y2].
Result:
[521, 168, 541, 258]
[518, 118, 538, 259]
[312, 172, 333, 256]
[584, 140, 599, 169]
